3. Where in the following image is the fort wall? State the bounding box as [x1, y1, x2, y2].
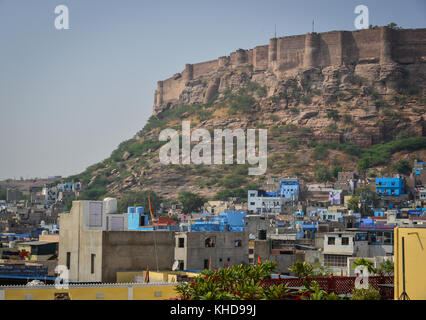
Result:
[153, 27, 426, 113]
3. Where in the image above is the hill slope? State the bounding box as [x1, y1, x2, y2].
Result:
[69, 30, 426, 202]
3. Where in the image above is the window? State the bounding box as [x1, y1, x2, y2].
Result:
[66, 252, 71, 270]
[324, 254, 348, 267]
[249, 249, 254, 254]
[328, 237, 335, 245]
[204, 259, 209, 269]
[342, 237, 349, 245]
[178, 237, 185, 248]
[139, 214, 145, 227]
[205, 237, 215, 248]
[91, 254, 96, 274]
[89, 202, 103, 227]
[384, 232, 392, 245]
[234, 240, 242, 247]
[250, 202, 255, 206]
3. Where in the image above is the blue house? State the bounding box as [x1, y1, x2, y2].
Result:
[375, 177, 404, 197]
[413, 160, 425, 176]
[279, 178, 300, 201]
[296, 222, 319, 239]
[126, 206, 150, 231]
[374, 209, 386, 217]
[190, 211, 247, 232]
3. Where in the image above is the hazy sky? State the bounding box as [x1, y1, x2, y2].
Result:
[0, 0, 425, 180]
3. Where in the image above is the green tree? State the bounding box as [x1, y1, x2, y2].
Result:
[387, 22, 402, 30]
[347, 195, 360, 212]
[298, 280, 341, 300]
[327, 109, 340, 122]
[315, 167, 332, 182]
[352, 258, 377, 275]
[288, 261, 314, 278]
[178, 191, 206, 214]
[356, 187, 379, 217]
[221, 174, 247, 189]
[377, 260, 394, 276]
[351, 286, 381, 300]
[331, 166, 343, 179]
[175, 262, 290, 300]
[392, 160, 412, 176]
[117, 190, 161, 214]
[312, 145, 328, 160]
[0, 189, 7, 200]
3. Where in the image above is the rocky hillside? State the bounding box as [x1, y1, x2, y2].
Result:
[69, 39, 426, 202]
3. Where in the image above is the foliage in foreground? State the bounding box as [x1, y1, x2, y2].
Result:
[175, 262, 290, 300]
[298, 280, 341, 300]
[288, 261, 332, 278]
[351, 286, 381, 300]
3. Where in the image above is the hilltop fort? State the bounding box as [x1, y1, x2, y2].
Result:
[153, 27, 426, 114]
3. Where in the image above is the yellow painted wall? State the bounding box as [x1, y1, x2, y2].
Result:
[344, 196, 353, 208]
[133, 286, 177, 300]
[116, 271, 199, 283]
[394, 227, 426, 300]
[1, 285, 177, 300]
[4, 287, 128, 300]
[116, 271, 146, 283]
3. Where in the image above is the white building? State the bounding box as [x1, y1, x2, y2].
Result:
[319, 211, 344, 222]
[247, 190, 286, 214]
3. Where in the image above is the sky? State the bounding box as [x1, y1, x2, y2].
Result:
[0, 0, 425, 180]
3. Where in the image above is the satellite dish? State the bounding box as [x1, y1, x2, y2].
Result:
[172, 260, 179, 271]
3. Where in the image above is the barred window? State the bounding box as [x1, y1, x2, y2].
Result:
[324, 254, 348, 267]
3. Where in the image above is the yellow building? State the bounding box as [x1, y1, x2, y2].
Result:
[394, 227, 426, 300]
[203, 200, 243, 214]
[16, 241, 57, 262]
[0, 282, 178, 300]
[344, 196, 355, 208]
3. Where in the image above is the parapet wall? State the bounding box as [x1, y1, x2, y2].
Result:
[153, 27, 426, 114]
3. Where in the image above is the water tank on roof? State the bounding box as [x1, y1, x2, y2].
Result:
[258, 229, 267, 240]
[41, 230, 48, 236]
[103, 198, 117, 214]
[9, 241, 16, 248]
[128, 207, 136, 214]
[136, 206, 144, 214]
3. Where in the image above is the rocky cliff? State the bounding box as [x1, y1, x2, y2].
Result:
[70, 27, 426, 201]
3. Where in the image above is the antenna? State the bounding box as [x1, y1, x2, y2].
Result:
[312, 20, 315, 33]
[274, 24, 277, 38]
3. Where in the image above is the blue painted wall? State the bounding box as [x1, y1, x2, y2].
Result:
[375, 177, 404, 197]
